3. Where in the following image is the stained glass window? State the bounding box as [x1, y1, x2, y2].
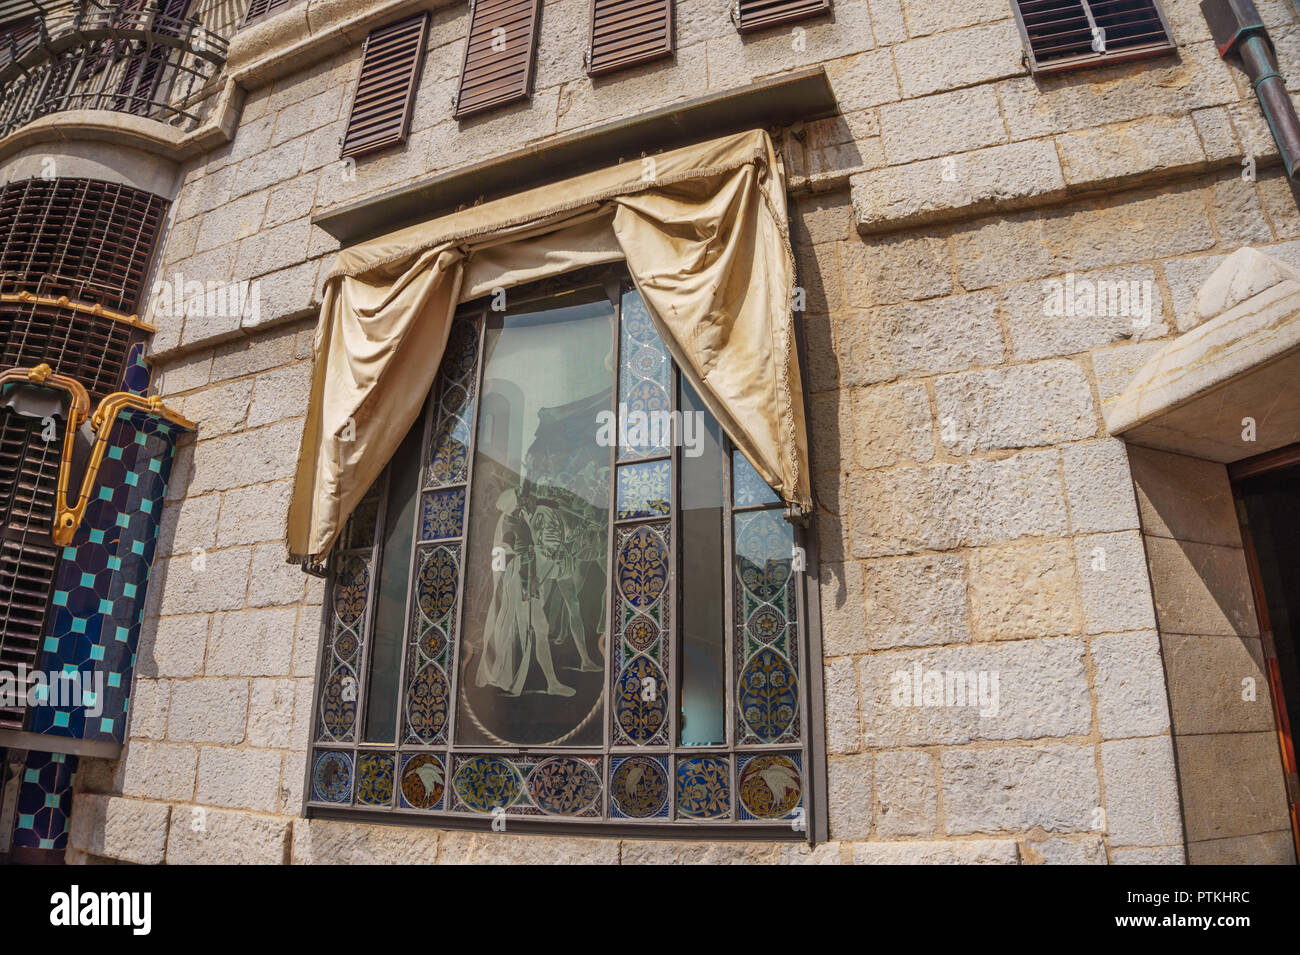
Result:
[308, 270, 816, 836]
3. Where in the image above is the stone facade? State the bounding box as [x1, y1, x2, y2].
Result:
[2, 0, 1294, 863]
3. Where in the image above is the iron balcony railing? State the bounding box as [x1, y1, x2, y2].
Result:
[0, 2, 229, 140]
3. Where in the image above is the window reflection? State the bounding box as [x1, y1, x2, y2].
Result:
[457, 291, 614, 746]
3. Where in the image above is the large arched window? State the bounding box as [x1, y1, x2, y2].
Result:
[306, 268, 818, 836]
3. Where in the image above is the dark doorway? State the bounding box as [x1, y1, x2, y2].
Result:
[1232, 444, 1300, 862]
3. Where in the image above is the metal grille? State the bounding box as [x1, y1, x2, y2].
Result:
[0, 177, 169, 315]
[732, 0, 829, 34]
[341, 13, 429, 160]
[0, 2, 228, 138]
[0, 303, 141, 406]
[1012, 0, 1175, 73]
[454, 0, 542, 119]
[587, 0, 672, 76]
[0, 410, 61, 732]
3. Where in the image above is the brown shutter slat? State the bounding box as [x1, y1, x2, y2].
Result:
[455, 0, 542, 119]
[733, 0, 829, 34]
[341, 13, 429, 159]
[587, 0, 672, 76]
[244, 0, 301, 27]
[1012, 0, 1175, 74]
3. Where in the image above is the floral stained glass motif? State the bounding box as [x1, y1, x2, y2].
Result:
[426, 315, 483, 489]
[356, 752, 395, 807]
[618, 288, 671, 461]
[317, 549, 373, 743]
[451, 755, 523, 813]
[403, 543, 458, 744]
[419, 487, 465, 541]
[447, 754, 603, 817]
[616, 459, 671, 520]
[613, 521, 671, 746]
[676, 756, 730, 820]
[527, 757, 603, 816]
[734, 509, 800, 745]
[312, 750, 353, 804]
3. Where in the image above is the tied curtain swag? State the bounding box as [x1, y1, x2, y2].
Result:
[287, 129, 812, 562]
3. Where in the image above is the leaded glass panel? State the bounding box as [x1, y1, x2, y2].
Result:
[310, 271, 815, 836]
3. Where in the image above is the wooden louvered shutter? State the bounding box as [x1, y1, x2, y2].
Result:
[1012, 0, 1175, 74]
[454, 0, 542, 119]
[244, 0, 300, 27]
[587, 0, 672, 77]
[731, 0, 830, 34]
[341, 13, 429, 159]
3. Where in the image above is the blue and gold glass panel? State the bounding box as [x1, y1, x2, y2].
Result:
[402, 542, 457, 745]
[355, 752, 395, 807]
[615, 458, 670, 520]
[612, 521, 671, 746]
[675, 755, 731, 820]
[617, 288, 671, 461]
[398, 753, 446, 810]
[447, 753, 602, 817]
[734, 508, 800, 745]
[419, 486, 466, 541]
[317, 546, 372, 744]
[311, 750, 353, 804]
[737, 752, 803, 821]
[610, 755, 670, 819]
[426, 314, 483, 489]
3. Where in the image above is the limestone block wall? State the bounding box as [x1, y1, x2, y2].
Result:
[1127, 446, 1296, 864]
[58, 0, 1300, 862]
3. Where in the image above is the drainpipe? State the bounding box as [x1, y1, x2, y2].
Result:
[1202, 0, 1300, 178]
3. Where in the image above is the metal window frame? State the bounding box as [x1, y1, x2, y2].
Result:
[303, 265, 823, 842]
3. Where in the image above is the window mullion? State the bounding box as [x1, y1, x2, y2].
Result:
[350, 467, 391, 767]
[601, 287, 621, 817]
[722, 437, 736, 753]
[668, 360, 681, 757]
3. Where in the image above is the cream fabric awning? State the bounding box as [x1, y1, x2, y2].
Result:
[287, 129, 811, 562]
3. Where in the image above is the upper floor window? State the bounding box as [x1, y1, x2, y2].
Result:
[307, 268, 816, 835]
[243, 0, 302, 27]
[1011, 0, 1175, 74]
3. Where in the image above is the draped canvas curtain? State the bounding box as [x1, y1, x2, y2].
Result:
[287, 129, 811, 562]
